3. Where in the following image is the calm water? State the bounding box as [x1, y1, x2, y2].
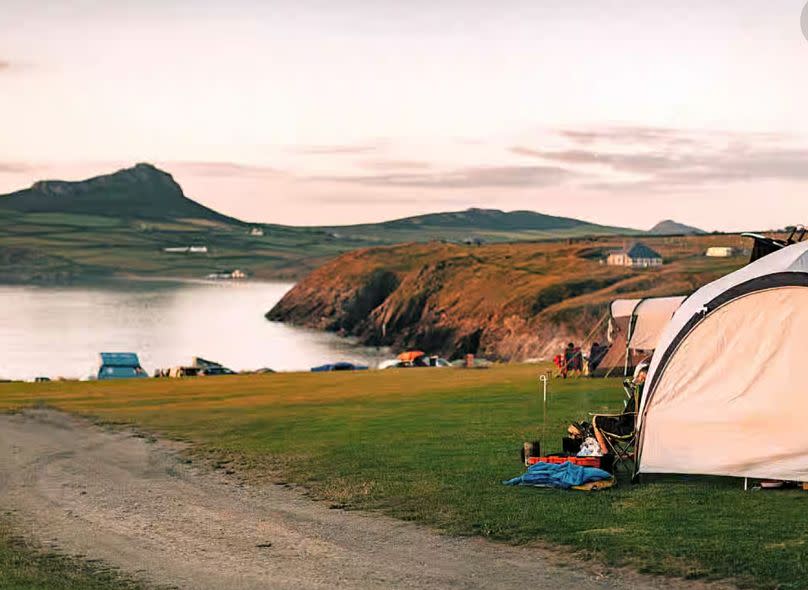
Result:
[0, 280, 386, 381]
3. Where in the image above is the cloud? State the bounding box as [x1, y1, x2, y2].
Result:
[313, 165, 570, 189]
[510, 146, 681, 173]
[357, 159, 433, 171]
[0, 60, 10, 71]
[0, 162, 38, 173]
[163, 161, 285, 178]
[511, 127, 808, 191]
[557, 126, 698, 147]
[292, 144, 380, 156]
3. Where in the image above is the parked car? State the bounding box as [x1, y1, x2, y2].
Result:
[199, 366, 237, 376]
[311, 362, 369, 372]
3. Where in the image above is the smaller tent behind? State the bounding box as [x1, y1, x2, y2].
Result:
[591, 296, 686, 377]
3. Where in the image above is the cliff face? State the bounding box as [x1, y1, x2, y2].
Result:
[267, 238, 741, 361]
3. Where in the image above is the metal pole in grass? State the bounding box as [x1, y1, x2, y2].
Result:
[539, 374, 549, 451]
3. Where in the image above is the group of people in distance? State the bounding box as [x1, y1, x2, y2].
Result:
[553, 341, 608, 378]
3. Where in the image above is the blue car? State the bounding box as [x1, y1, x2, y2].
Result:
[98, 352, 148, 380]
[310, 362, 369, 372]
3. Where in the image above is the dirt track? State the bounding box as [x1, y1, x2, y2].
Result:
[0, 410, 731, 590]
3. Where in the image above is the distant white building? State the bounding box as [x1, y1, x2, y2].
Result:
[162, 246, 208, 254]
[249, 227, 264, 237]
[705, 247, 737, 258]
[607, 243, 663, 268]
[206, 269, 248, 280]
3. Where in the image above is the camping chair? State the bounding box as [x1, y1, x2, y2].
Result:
[590, 378, 639, 473]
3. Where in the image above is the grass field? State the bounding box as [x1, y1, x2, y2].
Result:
[0, 208, 641, 284]
[1, 366, 806, 589]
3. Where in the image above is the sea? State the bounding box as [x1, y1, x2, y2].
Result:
[0, 279, 386, 381]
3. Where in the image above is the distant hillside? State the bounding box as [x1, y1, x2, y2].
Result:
[0, 163, 240, 224]
[649, 219, 706, 235]
[267, 235, 750, 360]
[324, 208, 639, 243]
[0, 163, 655, 284]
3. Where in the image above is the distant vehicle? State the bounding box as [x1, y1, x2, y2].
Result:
[379, 359, 403, 370]
[161, 357, 237, 377]
[430, 357, 452, 368]
[381, 354, 451, 369]
[199, 366, 237, 376]
[34, 376, 51, 382]
[169, 366, 200, 378]
[97, 352, 148, 380]
[206, 269, 248, 280]
[311, 362, 369, 372]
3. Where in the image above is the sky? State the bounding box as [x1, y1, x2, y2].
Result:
[1, 0, 808, 231]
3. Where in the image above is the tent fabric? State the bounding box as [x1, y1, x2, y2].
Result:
[595, 315, 633, 375]
[397, 351, 425, 362]
[627, 297, 687, 351]
[641, 240, 808, 416]
[637, 241, 808, 481]
[593, 296, 684, 377]
[610, 299, 641, 321]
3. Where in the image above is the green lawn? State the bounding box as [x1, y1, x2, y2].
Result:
[1, 366, 806, 589]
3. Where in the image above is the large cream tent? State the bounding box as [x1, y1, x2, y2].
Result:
[593, 296, 686, 376]
[637, 241, 808, 481]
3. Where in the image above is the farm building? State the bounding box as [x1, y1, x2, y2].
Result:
[606, 243, 663, 268]
[705, 246, 738, 257]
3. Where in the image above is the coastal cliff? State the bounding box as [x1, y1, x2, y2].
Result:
[266, 237, 743, 360]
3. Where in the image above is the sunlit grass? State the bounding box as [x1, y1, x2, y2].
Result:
[1, 366, 806, 589]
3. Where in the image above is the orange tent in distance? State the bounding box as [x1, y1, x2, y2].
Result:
[397, 351, 425, 362]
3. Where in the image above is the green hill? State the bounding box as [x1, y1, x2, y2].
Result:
[0, 163, 644, 283]
[323, 208, 637, 243]
[267, 235, 750, 360]
[0, 163, 240, 224]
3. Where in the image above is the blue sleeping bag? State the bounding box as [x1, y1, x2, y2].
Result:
[503, 461, 612, 489]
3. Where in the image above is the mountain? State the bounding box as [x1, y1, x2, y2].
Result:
[267, 235, 746, 360]
[323, 208, 639, 243]
[0, 163, 645, 284]
[0, 163, 240, 224]
[649, 219, 706, 235]
[355, 208, 605, 231]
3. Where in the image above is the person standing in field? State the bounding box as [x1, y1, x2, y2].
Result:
[563, 343, 576, 378]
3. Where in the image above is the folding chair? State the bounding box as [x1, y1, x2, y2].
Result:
[591, 412, 637, 473]
[590, 378, 640, 473]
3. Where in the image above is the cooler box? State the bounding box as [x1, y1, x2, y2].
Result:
[527, 455, 603, 469]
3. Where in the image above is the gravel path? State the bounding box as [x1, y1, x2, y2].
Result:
[0, 410, 732, 590]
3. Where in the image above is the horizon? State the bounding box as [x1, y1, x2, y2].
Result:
[0, 160, 721, 232]
[3, 1, 808, 231]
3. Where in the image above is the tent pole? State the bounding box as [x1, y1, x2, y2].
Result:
[624, 299, 644, 377]
[539, 374, 548, 449]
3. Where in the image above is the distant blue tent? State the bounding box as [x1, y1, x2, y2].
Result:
[98, 352, 148, 380]
[310, 362, 369, 372]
